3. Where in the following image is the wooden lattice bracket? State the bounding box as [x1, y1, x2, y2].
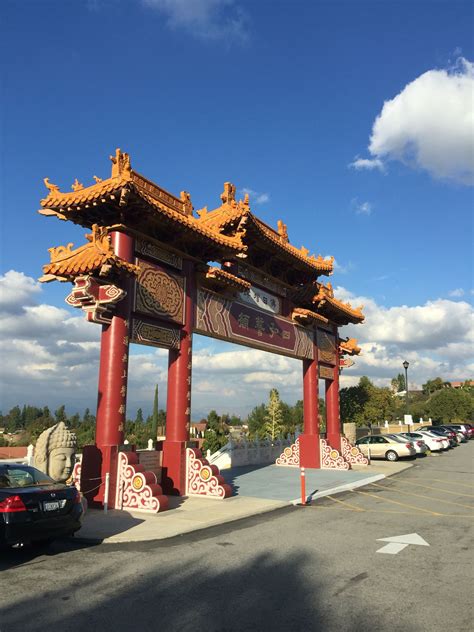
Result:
[186, 448, 232, 499]
[115, 451, 168, 513]
[320, 439, 350, 470]
[275, 438, 300, 467]
[340, 436, 369, 465]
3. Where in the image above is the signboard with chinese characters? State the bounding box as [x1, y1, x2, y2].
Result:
[134, 259, 185, 325]
[195, 288, 313, 360]
[238, 285, 280, 314]
[317, 329, 336, 365]
[319, 365, 334, 380]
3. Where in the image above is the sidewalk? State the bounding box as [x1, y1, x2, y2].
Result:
[76, 460, 413, 544]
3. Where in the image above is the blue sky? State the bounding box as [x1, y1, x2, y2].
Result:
[1, 0, 473, 418]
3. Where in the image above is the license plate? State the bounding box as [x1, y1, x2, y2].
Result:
[43, 501, 60, 511]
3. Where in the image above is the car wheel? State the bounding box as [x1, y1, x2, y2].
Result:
[385, 450, 399, 462]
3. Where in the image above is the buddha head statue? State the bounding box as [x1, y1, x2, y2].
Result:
[34, 422, 78, 483]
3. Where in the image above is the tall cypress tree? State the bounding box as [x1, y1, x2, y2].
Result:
[151, 385, 158, 439]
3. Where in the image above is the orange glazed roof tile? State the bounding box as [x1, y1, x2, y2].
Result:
[205, 266, 251, 291]
[339, 338, 362, 356]
[40, 150, 246, 256]
[312, 283, 365, 324]
[291, 307, 329, 325]
[197, 183, 334, 275]
[40, 225, 140, 282]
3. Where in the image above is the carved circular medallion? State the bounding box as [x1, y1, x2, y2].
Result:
[137, 266, 183, 320]
[330, 450, 339, 459]
[284, 447, 292, 456]
[350, 447, 359, 456]
[132, 474, 143, 491]
[200, 467, 211, 481]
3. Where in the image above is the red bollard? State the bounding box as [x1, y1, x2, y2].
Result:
[300, 467, 307, 505]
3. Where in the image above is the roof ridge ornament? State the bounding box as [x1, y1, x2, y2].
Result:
[43, 177, 60, 194]
[71, 178, 84, 192]
[110, 148, 132, 180]
[277, 220, 288, 243]
[180, 191, 193, 216]
[220, 182, 236, 207]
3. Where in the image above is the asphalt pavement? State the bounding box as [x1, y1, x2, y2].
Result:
[0, 441, 472, 632]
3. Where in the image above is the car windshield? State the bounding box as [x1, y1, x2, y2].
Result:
[0, 465, 56, 488]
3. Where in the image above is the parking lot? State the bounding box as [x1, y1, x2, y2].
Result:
[0, 440, 472, 631]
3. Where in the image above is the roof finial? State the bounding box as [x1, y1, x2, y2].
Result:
[220, 182, 236, 206]
[180, 191, 193, 216]
[110, 148, 131, 179]
[43, 178, 60, 194]
[277, 220, 288, 242]
[71, 178, 84, 192]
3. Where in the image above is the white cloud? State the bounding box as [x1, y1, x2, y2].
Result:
[352, 57, 474, 184]
[330, 259, 354, 275]
[351, 198, 373, 216]
[349, 157, 385, 172]
[1, 270, 473, 418]
[449, 288, 465, 297]
[0, 270, 42, 314]
[239, 188, 270, 205]
[143, 0, 249, 43]
[336, 285, 474, 389]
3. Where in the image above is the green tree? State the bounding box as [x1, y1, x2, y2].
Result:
[202, 410, 227, 454]
[340, 376, 395, 426]
[427, 388, 473, 423]
[422, 377, 446, 395]
[151, 385, 159, 439]
[391, 373, 406, 393]
[5, 406, 22, 432]
[135, 408, 144, 424]
[264, 389, 284, 440]
[247, 403, 267, 439]
[227, 415, 242, 426]
[54, 405, 67, 423]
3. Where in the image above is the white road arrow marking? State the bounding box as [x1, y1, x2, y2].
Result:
[376, 533, 429, 554]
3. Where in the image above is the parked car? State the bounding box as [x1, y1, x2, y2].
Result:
[452, 423, 474, 439]
[442, 425, 470, 441]
[439, 426, 468, 443]
[416, 426, 458, 447]
[0, 463, 83, 549]
[395, 433, 429, 455]
[415, 431, 450, 451]
[398, 432, 439, 453]
[355, 435, 417, 461]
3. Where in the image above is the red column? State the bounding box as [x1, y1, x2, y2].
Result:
[325, 337, 341, 450]
[162, 259, 195, 495]
[299, 341, 321, 468]
[92, 230, 134, 504]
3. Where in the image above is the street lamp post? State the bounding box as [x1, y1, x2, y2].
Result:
[403, 361, 409, 418]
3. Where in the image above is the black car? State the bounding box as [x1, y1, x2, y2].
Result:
[0, 463, 83, 548]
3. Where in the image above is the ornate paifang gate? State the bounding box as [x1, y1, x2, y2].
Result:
[38, 150, 364, 509]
